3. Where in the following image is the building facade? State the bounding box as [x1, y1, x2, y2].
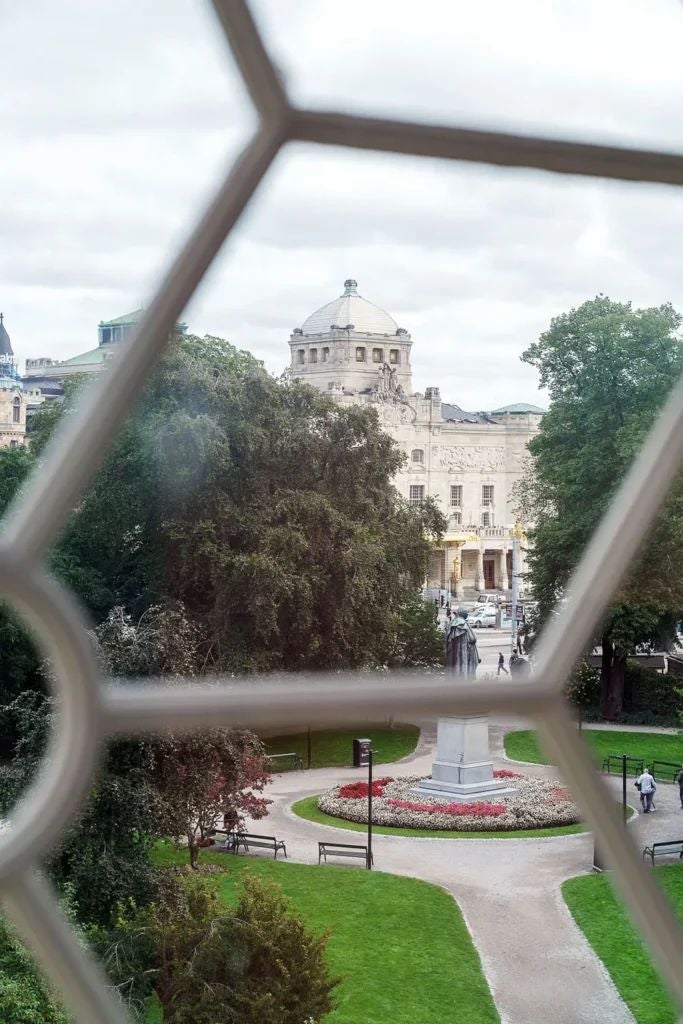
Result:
[0, 314, 41, 448]
[290, 280, 543, 596]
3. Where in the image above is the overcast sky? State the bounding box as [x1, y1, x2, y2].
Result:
[2, 0, 683, 410]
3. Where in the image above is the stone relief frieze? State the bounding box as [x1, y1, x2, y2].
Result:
[381, 403, 417, 425]
[434, 445, 506, 472]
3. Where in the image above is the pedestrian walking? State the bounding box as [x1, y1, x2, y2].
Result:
[677, 765, 683, 810]
[497, 652, 508, 676]
[636, 767, 656, 814]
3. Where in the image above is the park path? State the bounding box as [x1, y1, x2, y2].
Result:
[243, 719, 682, 1024]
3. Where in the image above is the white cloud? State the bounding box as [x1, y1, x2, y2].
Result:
[2, 0, 683, 411]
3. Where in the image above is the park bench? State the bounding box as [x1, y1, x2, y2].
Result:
[642, 840, 683, 867]
[232, 832, 287, 859]
[601, 754, 644, 777]
[651, 760, 682, 783]
[318, 841, 372, 867]
[208, 829, 239, 852]
[266, 752, 304, 772]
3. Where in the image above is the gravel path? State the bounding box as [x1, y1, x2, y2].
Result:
[241, 719, 682, 1024]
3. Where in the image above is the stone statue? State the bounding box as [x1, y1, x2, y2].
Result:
[445, 607, 480, 679]
[370, 362, 405, 404]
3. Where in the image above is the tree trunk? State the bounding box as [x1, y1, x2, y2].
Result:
[600, 637, 625, 720]
[188, 840, 199, 870]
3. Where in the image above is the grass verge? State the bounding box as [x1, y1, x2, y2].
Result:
[262, 724, 419, 770]
[504, 729, 681, 771]
[151, 842, 499, 1024]
[291, 795, 587, 839]
[562, 866, 683, 1024]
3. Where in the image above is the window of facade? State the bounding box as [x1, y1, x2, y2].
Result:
[450, 484, 462, 507]
[101, 327, 111, 344]
[451, 510, 462, 525]
[372, 348, 383, 363]
[411, 449, 424, 464]
[9, 440, 18, 448]
[409, 484, 424, 505]
[482, 484, 494, 506]
[12, 398, 20, 423]
[310, 348, 318, 363]
[389, 349, 400, 364]
[355, 347, 366, 362]
[297, 349, 305, 364]
[322, 347, 329, 362]
[481, 511, 491, 527]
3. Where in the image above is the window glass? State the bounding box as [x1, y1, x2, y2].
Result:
[297, 349, 305, 364]
[372, 348, 383, 363]
[411, 449, 424, 464]
[310, 348, 318, 363]
[389, 349, 400, 364]
[482, 484, 494, 505]
[355, 347, 366, 362]
[450, 484, 462, 506]
[409, 484, 424, 505]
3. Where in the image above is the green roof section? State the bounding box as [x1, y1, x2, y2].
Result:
[99, 309, 145, 328]
[62, 347, 108, 366]
[491, 402, 545, 415]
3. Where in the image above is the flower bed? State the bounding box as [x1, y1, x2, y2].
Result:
[318, 773, 580, 832]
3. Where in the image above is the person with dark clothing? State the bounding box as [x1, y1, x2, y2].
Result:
[677, 766, 683, 810]
[497, 652, 508, 676]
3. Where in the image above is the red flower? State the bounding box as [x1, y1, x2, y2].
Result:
[338, 776, 393, 799]
[493, 769, 523, 779]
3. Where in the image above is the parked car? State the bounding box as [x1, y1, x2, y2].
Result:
[470, 607, 497, 628]
[475, 594, 507, 608]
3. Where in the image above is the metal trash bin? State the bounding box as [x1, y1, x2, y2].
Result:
[353, 737, 372, 768]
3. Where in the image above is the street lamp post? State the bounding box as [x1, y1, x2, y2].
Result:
[510, 521, 524, 658]
[367, 748, 374, 870]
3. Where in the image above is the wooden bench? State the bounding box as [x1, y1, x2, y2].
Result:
[651, 760, 682, 783]
[642, 840, 683, 866]
[601, 754, 644, 777]
[266, 752, 304, 772]
[318, 841, 372, 867]
[232, 832, 287, 859]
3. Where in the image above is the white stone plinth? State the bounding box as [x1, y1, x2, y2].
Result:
[412, 713, 516, 802]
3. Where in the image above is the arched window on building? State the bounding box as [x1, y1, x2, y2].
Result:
[355, 347, 366, 362]
[411, 449, 424, 464]
[12, 397, 20, 423]
[322, 347, 329, 362]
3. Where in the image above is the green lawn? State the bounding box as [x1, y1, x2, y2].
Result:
[563, 867, 683, 1024]
[292, 795, 586, 839]
[262, 724, 419, 770]
[150, 842, 499, 1024]
[504, 729, 682, 772]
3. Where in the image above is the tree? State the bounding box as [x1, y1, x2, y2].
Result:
[23, 335, 444, 674]
[100, 873, 339, 1024]
[0, 913, 70, 1024]
[151, 729, 270, 868]
[94, 603, 271, 869]
[520, 297, 683, 717]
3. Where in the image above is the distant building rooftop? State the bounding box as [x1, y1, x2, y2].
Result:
[490, 402, 545, 415]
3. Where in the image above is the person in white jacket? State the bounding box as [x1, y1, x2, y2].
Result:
[636, 768, 656, 814]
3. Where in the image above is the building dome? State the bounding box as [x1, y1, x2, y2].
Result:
[300, 279, 399, 337]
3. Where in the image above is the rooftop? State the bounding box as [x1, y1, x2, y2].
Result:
[299, 279, 402, 337]
[491, 402, 545, 415]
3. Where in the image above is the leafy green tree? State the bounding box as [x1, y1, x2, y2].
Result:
[520, 297, 683, 717]
[0, 914, 70, 1024]
[100, 872, 338, 1024]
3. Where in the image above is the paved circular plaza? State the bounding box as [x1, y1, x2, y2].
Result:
[243, 717, 680, 1024]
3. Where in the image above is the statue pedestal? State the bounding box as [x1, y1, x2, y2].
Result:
[412, 714, 516, 802]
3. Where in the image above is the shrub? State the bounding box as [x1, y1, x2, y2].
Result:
[565, 659, 682, 725]
[100, 873, 339, 1024]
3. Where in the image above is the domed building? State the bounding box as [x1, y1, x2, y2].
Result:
[0, 314, 42, 449]
[291, 280, 543, 597]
